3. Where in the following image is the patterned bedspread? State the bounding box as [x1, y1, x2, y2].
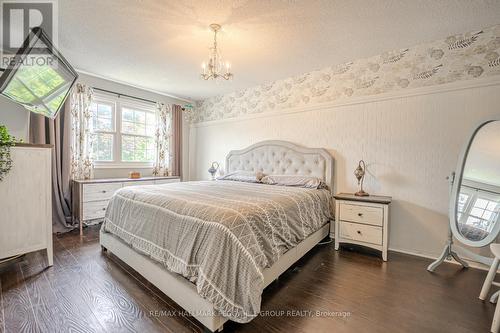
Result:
[101, 180, 332, 323]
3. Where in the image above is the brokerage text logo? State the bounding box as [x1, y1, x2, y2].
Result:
[1, 0, 57, 54]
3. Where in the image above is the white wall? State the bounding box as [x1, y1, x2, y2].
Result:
[189, 83, 500, 259]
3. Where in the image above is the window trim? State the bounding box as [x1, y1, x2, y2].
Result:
[91, 97, 116, 163]
[92, 94, 157, 169]
[458, 186, 500, 233]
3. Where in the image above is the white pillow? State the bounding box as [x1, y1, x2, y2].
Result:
[217, 170, 265, 183]
[261, 175, 326, 189]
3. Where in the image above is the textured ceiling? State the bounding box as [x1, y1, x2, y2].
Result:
[58, 0, 500, 101]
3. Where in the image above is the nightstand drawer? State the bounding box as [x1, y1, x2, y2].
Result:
[339, 221, 382, 245]
[82, 200, 109, 220]
[83, 183, 122, 202]
[339, 203, 383, 226]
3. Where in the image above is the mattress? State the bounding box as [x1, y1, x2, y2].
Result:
[101, 180, 332, 323]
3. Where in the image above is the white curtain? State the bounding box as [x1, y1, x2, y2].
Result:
[153, 103, 172, 176]
[70, 83, 94, 180]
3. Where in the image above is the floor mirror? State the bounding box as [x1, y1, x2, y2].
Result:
[428, 119, 500, 271]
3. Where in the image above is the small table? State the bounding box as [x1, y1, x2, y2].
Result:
[333, 193, 392, 261]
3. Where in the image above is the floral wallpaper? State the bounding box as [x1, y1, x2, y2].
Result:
[194, 24, 500, 123]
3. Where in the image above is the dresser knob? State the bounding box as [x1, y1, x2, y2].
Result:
[357, 230, 361, 234]
[102, 208, 106, 211]
[358, 213, 363, 217]
[102, 190, 107, 193]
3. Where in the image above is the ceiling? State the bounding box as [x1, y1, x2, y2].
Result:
[58, 0, 500, 101]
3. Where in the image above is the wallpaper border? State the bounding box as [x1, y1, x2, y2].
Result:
[191, 76, 500, 128]
[194, 24, 500, 124]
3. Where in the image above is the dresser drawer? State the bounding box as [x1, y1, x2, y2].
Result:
[82, 200, 109, 220]
[154, 178, 180, 185]
[339, 221, 382, 245]
[339, 203, 383, 226]
[83, 183, 122, 202]
[123, 180, 155, 187]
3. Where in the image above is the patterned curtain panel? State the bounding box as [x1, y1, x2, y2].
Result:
[153, 103, 173, 176]
[171, 104, 183, 177]
[70, 83, 94, 180]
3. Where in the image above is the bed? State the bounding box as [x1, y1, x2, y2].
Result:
[99, 140, 334, 332]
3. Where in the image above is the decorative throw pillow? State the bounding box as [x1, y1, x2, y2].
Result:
[261, 175, 327, 189]
[217, 170, 264, 183]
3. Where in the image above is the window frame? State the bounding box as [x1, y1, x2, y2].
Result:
[92, 94, 157, 169]
[91, 96, 116, 163]
[458, 186, 500, 234]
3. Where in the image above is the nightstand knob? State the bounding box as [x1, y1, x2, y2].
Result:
[102, 190, 107, 193]
[102, 208, 106, 211]
[357, 230, 362, 234]
[358, 213, 363, 217]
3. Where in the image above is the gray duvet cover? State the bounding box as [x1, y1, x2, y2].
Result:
[101, 180, 332, 322]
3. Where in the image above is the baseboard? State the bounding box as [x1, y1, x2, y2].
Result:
[389, 247, 490, 271]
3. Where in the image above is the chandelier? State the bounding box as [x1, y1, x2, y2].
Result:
[201, 24, 233, 80]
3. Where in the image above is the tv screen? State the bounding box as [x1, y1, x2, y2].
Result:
[0, 27, 78, 119]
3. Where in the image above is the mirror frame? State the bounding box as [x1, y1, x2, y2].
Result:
[450, 119, 500, 247]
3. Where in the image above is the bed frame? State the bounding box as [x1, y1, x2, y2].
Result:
[100, 140, 334, 332]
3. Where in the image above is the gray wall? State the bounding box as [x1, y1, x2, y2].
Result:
[0, 97, 29, 141]
[0, 72, 191, 179]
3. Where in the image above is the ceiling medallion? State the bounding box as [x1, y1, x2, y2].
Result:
[200, 23, 233, 81]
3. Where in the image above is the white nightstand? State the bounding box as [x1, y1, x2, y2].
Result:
[333, 193, 392, 261]
[72, 176, 180, 236]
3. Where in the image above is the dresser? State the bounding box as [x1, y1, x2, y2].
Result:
[72, 176, 180, 235]
[0, 144, 53, 266]
[333, 193, 392, 261]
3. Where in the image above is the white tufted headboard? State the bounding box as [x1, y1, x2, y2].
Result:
[226, 140, 334, 190]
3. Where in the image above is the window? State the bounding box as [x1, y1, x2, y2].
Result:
[121, 107, 156, 162]
[92, 101, 115, 161]
[458, 187, 500, 233]
[466, 197, 499, 232]
[91, 95, 158, 168]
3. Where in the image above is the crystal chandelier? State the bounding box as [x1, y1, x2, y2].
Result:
[201, 24, 233, 80]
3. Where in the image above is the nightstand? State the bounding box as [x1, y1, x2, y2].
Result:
[333, 193, 392, 261]
[72, 176, 180, 236]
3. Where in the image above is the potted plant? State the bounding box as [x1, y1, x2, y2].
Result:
[0, 125, 18, 181]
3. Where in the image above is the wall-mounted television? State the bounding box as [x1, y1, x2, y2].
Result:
[0, 27, 78, 119]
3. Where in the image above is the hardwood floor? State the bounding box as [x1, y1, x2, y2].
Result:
[0, 225, 494, 333]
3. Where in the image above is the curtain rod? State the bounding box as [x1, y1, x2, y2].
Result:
[92, 87, 157, 105]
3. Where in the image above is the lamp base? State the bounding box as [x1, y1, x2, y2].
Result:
[355, 190, 369, 197]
